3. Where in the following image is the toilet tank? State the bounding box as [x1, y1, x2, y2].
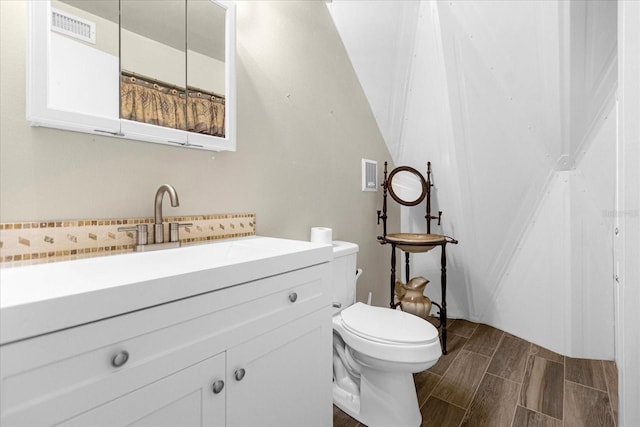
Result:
[332, 241, 359, 312]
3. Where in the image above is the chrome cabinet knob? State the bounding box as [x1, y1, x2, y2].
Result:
[288, 292, 298, 303]
[234, 368, 246, 381]
[111, 350, 130, 368]
[212, 380, 225, 394]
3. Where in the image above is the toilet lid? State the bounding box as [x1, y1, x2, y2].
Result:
[341, 303, 439, 344]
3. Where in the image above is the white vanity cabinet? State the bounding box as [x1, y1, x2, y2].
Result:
[0, 238, 333, 427]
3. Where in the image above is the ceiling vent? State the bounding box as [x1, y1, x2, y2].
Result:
[51, 8, 96, 44]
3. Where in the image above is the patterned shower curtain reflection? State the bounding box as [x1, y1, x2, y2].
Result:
[187, 90, 225, 137]
[120, 74, 225, 137]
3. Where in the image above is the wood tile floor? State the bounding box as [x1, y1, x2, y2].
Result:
[333, 318, 618, 427]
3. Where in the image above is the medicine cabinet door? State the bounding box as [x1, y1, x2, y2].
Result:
[119, 0, 189, 145]
[27, 0, 121, 136]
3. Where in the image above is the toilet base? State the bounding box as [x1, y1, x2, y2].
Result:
[333, 366, 422, 427]
[333, 382, 361, 419]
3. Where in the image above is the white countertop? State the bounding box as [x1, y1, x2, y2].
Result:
[0, 236, 332, 345]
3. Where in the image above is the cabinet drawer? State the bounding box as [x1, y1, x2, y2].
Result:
[2, 317, 219, 426]
[0, 263, 330, 426]
[59, 353, 226, 427]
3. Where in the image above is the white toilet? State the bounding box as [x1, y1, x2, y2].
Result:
[331, 241, 441, 427]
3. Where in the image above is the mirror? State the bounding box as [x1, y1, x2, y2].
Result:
[120, 0, 187, 135]
[27, 0, 121, 134]
[120, 0, 227, 138]
[387, 166, 427, 206]
[27, 0, 236, 151]
[187, 0, 226, 137]
[50, 0, 119, 119]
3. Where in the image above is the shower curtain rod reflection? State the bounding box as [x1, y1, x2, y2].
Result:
[120, 70, 225, 100]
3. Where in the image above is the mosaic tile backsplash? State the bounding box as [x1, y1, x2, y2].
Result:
[0, 213, 256, 266]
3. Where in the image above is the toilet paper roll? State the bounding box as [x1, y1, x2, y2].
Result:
[310, 227, 332, 244]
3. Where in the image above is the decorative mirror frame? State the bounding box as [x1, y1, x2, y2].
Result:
[386, 166, 428, 206]
[26, 0, 237, 152]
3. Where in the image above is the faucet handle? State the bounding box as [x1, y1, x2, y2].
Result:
[118, 224, 148, 246]
[169, 222, 193, 243]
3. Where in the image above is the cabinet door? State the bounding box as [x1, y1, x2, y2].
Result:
[58, 353, 225, 427]
[28, 1, 121, 136]
[226, 307, 333, 427]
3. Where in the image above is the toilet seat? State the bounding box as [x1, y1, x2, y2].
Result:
[341, 303, 439, 345]
[333, 303, 441, 366]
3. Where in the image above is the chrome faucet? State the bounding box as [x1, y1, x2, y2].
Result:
[119, 184, 190, 252]
[154, 184, 179, 244]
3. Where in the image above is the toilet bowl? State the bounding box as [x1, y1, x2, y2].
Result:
[331, 241, 441, 427]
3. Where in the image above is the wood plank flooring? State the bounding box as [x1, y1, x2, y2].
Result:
[333, 318, 618, 427]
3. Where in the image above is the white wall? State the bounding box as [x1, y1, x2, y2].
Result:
[616, 1, 640, 424]
[49, 33, 119, 118]
[0, 1, 399, 308]
[121, 29, 225, 93]
[327, 1, 419, 161]
[330, 0, 618, 359]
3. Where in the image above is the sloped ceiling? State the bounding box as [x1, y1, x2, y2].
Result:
[327, 0, 419, 159]
[329, 0, 617, 358]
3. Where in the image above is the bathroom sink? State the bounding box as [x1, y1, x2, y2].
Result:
[384, 233, 446, 253]
[0, 236, 332, 344]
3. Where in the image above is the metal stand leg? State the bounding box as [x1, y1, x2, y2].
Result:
[389, 244, 397, 308]
[404, 252, 410, 283]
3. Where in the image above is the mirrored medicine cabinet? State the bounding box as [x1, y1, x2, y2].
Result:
[27, 0, 236, 151]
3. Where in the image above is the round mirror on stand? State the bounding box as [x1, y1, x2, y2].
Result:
[387, 166, 428, 206]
